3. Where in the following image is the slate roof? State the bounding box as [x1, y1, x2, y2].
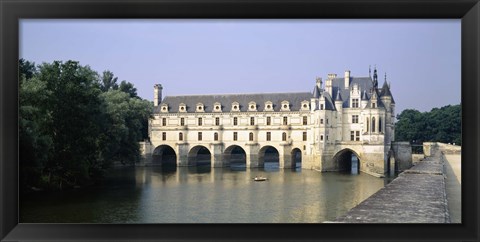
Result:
[331, 77, 374, 108]
[312, 86, 321, 98]
[320, 91, 336, 111]
[156, 92, 313, 113]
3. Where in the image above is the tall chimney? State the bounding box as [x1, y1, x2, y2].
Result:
[154, 84, 163, 106]
[344, 70, 351, 89]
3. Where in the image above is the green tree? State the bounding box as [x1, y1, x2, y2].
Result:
[19, 60, 53, 190]
[36, 61, 104, 189]
[19, 59, 153, 191]
[395, 105, 461, 145]
[98, 90, 152, 165]
[100, 70, 119, 92]
[119, 80, 138, 98]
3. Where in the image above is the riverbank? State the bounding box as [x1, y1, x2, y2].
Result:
[330, 146, 461, 223]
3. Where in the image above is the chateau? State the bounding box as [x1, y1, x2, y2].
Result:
[142, 68, 407, 177]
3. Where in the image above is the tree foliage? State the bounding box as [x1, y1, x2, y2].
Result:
[395, 105, 461, 145]
[19, 59, 152, 191]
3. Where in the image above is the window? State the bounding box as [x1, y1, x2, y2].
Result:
[320, 135, 324, 141]
[249, 132, 254, 141]
[233, 132, 238, 141]
[266, 117, 271, 125]
[214, 132, 219, 141]
[250, 117, 255, 125]
[372, 102, 376, 108]
[372, 117, 376, 132]
[356, 131, 360, 141]
[180, 118, 185, 126]
[162, 118, 167, 126]
[352, 99, 359, 108]
[282, 132, 287, 141]
[198, 117, 202, 126]
[303, 116, 308, 125]
[283, 117, 288, 125]
[266, 132, 271, 141]
[233, 117, 238, 126]
[326, 119, 329, 124]
[352, 115, 359, 123]
[320, 104, 324, 110]
[379, 117, 382, 132]
[326, 135, 329, 141]
[162, 132, 166, 141]
[351, 131, 355, 141]
[198, 132, 202, 141]
[320, 119, 324, 124]
[366, 118, 369, 132]
[215, 117, 220, 126]
[179, 132, 183, 141]
[303, 132, 307, 141]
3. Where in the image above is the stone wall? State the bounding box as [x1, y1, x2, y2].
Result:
[423, 142, 461, 156]
[391, 141, 412, 171]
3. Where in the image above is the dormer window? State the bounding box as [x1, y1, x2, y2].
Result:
[264, 101, 273, 111]
[179, 103, 187, 113]
[301, 100, 310, 111]
[213, 102, 222, 112]
[231, 102, 240, 112]
[248, 101, 257, 112]
[196, 103, 205, 112]
[160, 104, 169, 113]
[281, 101, 290, 111]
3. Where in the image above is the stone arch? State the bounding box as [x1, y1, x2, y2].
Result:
[259, 145, 280, 170]
[188, 145, 212, 166]
[332, 148, 361, 174]
[224, 145, 247, 169]
[291, 148, 302, 169]
[152, 145, 177, 167]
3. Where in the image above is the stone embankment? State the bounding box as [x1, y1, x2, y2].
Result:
[331, 143, 460, 223]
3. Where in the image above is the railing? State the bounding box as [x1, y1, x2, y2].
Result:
[411, 144, 424, 154]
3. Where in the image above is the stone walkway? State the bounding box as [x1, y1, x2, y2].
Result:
[443, 154, 461, 223]
[331, 154, 450, 223]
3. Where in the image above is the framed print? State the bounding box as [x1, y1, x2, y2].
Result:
[1, 0, 479, 241]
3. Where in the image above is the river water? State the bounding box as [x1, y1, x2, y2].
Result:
[20, 164, 392, 223]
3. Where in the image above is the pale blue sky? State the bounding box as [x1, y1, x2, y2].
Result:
[20, 19, 460, 114]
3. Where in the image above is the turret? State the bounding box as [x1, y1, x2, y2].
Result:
[154, 84, 163, 106]
[310, 97, 317, 111]
[316, 77, 322, 89]
[361, 90, 369, 109]
[380, 74, 392, 111]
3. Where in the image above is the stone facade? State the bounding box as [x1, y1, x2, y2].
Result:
[143, 68, 398, 176]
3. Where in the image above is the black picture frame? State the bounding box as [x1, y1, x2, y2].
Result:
[1, 0, 479, 241]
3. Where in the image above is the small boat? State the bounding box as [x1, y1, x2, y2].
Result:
[254, 177, 268, 181]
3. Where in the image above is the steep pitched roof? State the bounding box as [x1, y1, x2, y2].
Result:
[380, 81, 392, 97]
[331, 77, 374, 108]
[319, 91, 336, 111]
[155, 92, 313, 113]
[312, 86, 321, 98]
[361, 90, 369, 100]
